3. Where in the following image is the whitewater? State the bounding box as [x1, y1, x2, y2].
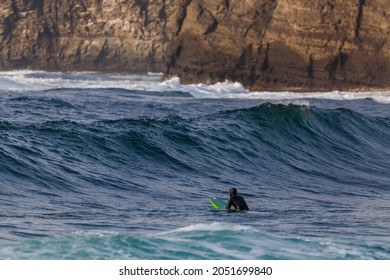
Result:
[0, 71, 389, 259]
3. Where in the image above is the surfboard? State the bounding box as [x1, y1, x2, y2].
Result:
[210, 197, 227, 209]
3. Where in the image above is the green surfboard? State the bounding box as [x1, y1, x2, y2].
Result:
[210, 197, 227, 209]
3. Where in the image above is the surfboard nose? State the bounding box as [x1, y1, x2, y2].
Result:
[210, 197, 227, 209]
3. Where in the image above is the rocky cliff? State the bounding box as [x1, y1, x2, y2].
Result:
[1, 0, 390, 90]
[165, 0, 390, 91]
[0, 0, 173, 73]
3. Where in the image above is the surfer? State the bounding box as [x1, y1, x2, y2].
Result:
[226, 188, 249, 211]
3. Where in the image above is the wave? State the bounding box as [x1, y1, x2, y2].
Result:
[161, 77, 390, 104]
[1, 103, 389, 200]
[1, 71, 390, 104]
[1, 223, 388, 259]
[1, 72, 390, 259]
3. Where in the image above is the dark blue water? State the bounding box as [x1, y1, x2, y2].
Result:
[0, 71, 389, 259]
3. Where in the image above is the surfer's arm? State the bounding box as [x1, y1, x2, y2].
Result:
[226, 198, 232, 209]
[226, 198, 237, 209]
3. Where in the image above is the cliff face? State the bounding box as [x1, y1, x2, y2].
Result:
[1, 0, 390, 90]
[0, 0, 173, 72]
[165, 0, 390, 90]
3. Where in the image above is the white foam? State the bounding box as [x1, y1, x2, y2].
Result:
[157, 222, 258, 235]
[154, 77, 390, 104]
[157, 76, 390, 103]
[0, 70, 161, 92]
[158, 77, 249, 98]
[1, 71, 389, 104]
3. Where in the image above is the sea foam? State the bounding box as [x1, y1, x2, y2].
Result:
[1, 71, 389, 104]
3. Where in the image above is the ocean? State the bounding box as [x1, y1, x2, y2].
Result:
[0, 71, 389, 259]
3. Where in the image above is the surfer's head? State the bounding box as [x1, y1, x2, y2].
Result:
[229, 188, 237, 196]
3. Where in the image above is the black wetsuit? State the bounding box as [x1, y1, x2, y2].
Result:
[227, 195, 249, 211]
